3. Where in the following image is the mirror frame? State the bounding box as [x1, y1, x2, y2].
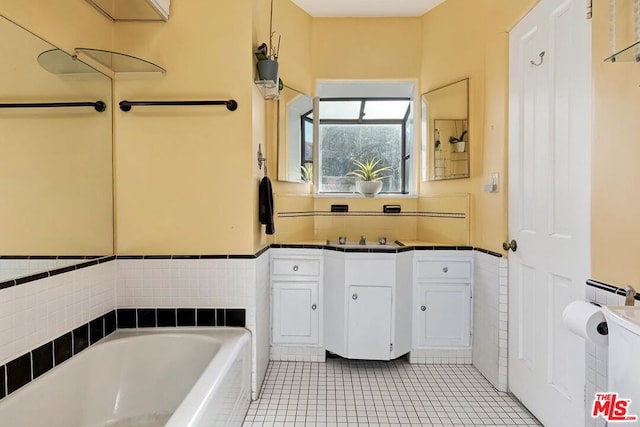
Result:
[421, 78, 469, 181]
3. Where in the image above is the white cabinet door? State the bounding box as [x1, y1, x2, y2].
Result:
[272, 281, 319, 345]
[347, 286, 392, 360]
[415, 283, 471, 347]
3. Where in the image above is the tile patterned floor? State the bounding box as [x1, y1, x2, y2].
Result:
[243, 358, 541, 426]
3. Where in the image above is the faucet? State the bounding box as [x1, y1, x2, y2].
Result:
[359, 235, 366, 245]
[625, 286, 637, 306]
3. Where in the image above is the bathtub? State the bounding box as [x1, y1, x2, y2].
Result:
[0, 327, 251, 427]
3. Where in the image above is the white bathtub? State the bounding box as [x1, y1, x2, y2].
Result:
[0, 328, 251, 427]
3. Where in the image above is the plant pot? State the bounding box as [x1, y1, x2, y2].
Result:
[456, 141, 466, 153]
[356, 181, 383, 198]
[257, 59, 279, 83]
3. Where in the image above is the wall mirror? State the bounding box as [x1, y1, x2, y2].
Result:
[0, 15, 113, 281]
[277, 85, 313, 183]
[421, 78, 469, 181]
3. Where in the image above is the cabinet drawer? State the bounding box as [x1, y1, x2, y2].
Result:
[272, 258, 321, 277]
[415, 259, 472, 280]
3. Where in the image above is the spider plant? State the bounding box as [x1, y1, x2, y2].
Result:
[347, 158, 391, 182]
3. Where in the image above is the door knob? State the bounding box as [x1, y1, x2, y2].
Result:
[503, 240, 518, 252]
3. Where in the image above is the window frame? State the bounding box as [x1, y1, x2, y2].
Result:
[314, 96, 412, 195]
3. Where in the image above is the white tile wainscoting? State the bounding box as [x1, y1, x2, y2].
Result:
[0, 260, 116, 367]
[116, 253, 271, 400]
[0, 251, 271, 401]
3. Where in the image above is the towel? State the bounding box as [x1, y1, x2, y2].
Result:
[259, 176, 275, 235]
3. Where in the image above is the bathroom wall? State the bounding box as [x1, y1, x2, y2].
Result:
[591, 0, 640, 289]
[419, 0, 537, 253]
[113, 0, 262, 255]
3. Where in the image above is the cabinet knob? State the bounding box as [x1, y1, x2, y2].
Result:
[421, 305, 426, 311]
[311, 304, 317, 310]
[442, 266, 449, 273]
[293, 265, 299, 272]
[352, 294, 358, 300]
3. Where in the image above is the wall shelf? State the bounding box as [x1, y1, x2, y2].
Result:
[255, 80, 279, 100]
[604, 40, 640, 62]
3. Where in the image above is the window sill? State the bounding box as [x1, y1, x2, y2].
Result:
[314, 192, 417, 199]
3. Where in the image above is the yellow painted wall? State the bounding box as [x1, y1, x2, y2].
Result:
[0, 0, 112, 53]
[0, 7, 113, 255]
[591, 0, 640, 287]
[113, 0, 258, 255]
[312, 18, 422, 80]
[419, 0, 536, 253]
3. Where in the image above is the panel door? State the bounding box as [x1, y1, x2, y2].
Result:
[347, 286, 392, 360]
[272, 281, 319, 345]
[415, 283, 471, 348]
[508, 0, 591, 425]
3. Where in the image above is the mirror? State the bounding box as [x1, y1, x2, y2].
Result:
[0, 16, 113, 281]
[421, 79, 469, 181]
[277, 85, 313, 183]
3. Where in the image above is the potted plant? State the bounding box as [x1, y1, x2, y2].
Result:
[254, 0, 281, 85]
[300, 162, 313, 183]
[347, 158, 391, 197]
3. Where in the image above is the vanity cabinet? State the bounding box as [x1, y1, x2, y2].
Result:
[324, 252, 412, 360]
[412, 253, 473, 348]
[270, 249, 323, 346]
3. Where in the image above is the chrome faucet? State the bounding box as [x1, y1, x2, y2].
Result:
[625, 286, 637, 306]
[359, 235, 366, 245]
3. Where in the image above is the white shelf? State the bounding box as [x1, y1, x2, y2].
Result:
[255, 80, 279, 100]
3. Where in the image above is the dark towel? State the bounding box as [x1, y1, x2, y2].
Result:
[259, 176, 275, 235]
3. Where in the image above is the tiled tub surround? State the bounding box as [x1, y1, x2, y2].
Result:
[116, 252, 270, 400]
[0, 307, 248, 402]
[0, 250, 270, 403]
[0, 259, 116, 368]
[585, 279, 640, 427]
[0, 256, 107, 283]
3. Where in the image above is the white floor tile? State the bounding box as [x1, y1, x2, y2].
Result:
[243, 358, 540, 426]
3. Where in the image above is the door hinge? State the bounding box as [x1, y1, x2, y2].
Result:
[390, 343, 393, 352]
[586, 0, 592, 19]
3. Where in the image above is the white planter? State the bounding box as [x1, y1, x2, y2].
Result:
[356, 181, 383, 197]
[456, 141, 466, 153]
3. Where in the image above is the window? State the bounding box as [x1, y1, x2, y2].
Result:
[316, 97, 413, 194]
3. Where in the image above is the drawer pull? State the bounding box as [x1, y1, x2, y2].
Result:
[442, 266, 449, 273]
[293, 265, 299, 272]
[420, 305, 426, 311]
[311, 304, 317, 310]
[352, 293, 358, 300]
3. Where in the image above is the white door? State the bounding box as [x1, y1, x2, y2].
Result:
[508, 0, 591, 426]
[272, 281, 319, 345]
[347, 286, 392, 360]
[416, 283, 471, 347]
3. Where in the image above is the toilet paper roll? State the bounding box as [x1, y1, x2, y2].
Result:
[562, 300, 608, 346]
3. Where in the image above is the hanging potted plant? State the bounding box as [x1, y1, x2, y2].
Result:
[254, 0, 281, 85]
[347, 158, 391, 197]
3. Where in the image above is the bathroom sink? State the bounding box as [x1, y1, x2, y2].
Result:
[602, 306, 640, 335]
[325, 241, 400, 249]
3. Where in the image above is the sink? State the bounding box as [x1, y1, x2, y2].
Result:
[601, 306, 640, 418]
[325, 240, 400, 249]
